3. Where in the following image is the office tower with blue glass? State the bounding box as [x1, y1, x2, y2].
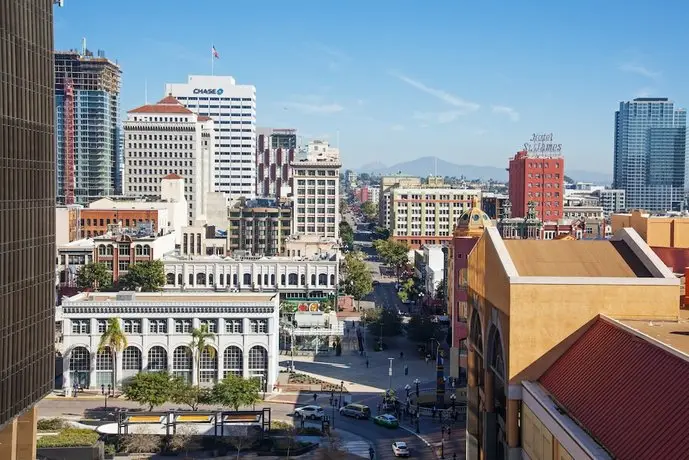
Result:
[55, 49, 122, 204]
[613, 97, 687, 212]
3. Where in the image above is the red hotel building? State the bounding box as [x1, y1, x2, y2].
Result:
[508, 150, 564, 220]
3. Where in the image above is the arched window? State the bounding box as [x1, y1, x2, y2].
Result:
[311, 274, 316, 286]
[196, 272, 206, 285]
[107, 245, 114, 255]
[172, 346, 193, 383]
[271, 274, 275, 286]
[147, 346, 168, 371]
[264, 274, 268, 285]
[318, 274, 327, 286]
[232, 274, 238, 286]
[135, 245, 143, 256]
[166, 273, 175, 285]
[330, 274, 335, 285]
[188, 273, 194, 286]
[95, 348, 114, 387]
[122, 346, 142, 381]
[243, 273, 251, 285]
[177, 273, 183, 285]
[223, 346, 243, 378]
[143, 245, 151, 256]
[209, 274, 214, 285]
[199, 347, 218, 385]
[256, 274, 262, 285]
[98, 245, 107, 256]
[248, 346, 268, 391]
[69, 346, 91, 389]
[226, 274, 231, 286]
[470, 310, 483, 354]
[300, 274, 306, 286]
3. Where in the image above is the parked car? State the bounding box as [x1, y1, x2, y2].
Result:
[294, 405, 324, 420]
[373, 414, 399, 428]
[372, 280, 380, 286]
[392, 441, 410, 457]
[339, 404, 371, 419]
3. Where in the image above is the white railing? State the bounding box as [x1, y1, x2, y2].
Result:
[288, 324, 345, 337]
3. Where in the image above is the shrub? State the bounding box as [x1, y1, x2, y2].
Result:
[36, 429, 99, 448]
[37, 418, 67, 432]
[270, 420, 294, 431]
[297, 427, 323, 436]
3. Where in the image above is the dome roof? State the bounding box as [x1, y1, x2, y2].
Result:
[455, 197, 494, 237]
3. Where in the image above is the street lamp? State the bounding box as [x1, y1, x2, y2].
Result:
[404, 384, 411, 398]
[387, 358, 394, 390]
[414, 378, 420, 397]
[339, 381, 344, 408]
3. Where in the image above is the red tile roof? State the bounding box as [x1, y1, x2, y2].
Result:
[128, 94, 192, 114]
[650, 246, 689, 273]
[197, 115, 212, 122]
[539, 318, 689, 460]
[162, 173, 182, 180]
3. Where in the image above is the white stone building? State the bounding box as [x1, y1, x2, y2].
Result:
[161, 252, 339, 300]
[123, 95, 215, 224]
[596, 189, 627, 214]
[291, 146, 341, 240]
[57, 238, 94, 288]
[166, 75, 256, 200]
[57, 291, 279, 393]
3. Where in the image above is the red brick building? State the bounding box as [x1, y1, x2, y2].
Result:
[508, 150, 564, 220]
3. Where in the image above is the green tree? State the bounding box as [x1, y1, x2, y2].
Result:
[360, 200, 378, 220]
[373, 226, 390, 241]
[122, 371, 173, 410]
[76, 262, 112, 291]
[364, 307, 403, 338]
[373, 238, 410, 281]
[397, 290, 409, 303]
[342, 252, 373, 311]
[98, 317, 127, 388]
[211, 374, 262, 411]
[119, 260, 166, 292]
[189, 324, 216, 388]
[435, 279, 446, 300]
[170, 377, 213, 411]
[339, 221, 354, 248]
[406, 314, 443, 343]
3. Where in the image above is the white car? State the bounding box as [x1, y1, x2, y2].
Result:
[294, 405, 324, 420]
[392, 441, 410, 457]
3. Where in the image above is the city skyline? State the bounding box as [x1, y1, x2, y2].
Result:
[54, 0, 689, 174]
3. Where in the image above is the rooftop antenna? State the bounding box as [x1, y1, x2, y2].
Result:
[81, 37, 86, 56]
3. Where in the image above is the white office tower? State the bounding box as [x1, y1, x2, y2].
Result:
[166, 75, 257, 199]
[291, 141, 341, 239]
[123, 95, 215, 224]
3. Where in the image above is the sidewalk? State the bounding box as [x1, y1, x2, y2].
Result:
[399, 413, 466, 459]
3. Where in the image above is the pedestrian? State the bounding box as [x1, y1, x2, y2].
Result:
[432, 406, 436, 419]
[313, 393, 318, 402]
[365, 358, 369, 368]
[453, 453, 457, 460]
[400, 351, 404, 359]
[448, 426, 452, 436]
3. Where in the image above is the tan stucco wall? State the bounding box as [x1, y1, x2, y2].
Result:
[508, 282, 679, 381]
[468, 232, 510, 316]
[612, 211, 689, 248]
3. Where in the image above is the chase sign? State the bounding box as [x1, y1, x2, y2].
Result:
[193, 88, 224, 95]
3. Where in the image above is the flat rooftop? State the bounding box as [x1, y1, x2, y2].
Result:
[503, 239, 652, 277]
[67, 292, 276, 304]
[620, 309, 689, 356]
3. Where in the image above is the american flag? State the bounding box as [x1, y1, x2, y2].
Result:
[212, 45, 220, 59]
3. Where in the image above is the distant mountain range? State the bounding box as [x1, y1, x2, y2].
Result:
[354, 156, 612, 185]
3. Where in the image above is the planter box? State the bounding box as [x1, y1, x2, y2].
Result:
[37, 441, 104, 460]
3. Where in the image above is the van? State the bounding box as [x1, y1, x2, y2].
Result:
[339, 404, 371, 420]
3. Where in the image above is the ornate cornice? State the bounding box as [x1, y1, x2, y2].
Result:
[63, 302, 275, 315]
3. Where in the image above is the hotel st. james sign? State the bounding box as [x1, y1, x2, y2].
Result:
[523, 133, 562, 154]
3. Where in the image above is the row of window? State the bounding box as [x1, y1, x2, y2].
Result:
[98, 244, 151, 256]
[295, 226, 336, 234]
[82, 218, 155, 228]
[294, 169, 337, 176]
[70, 318, 269, 335]
[167, 272, 336, 288]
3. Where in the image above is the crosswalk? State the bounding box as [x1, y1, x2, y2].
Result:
[342, 440, 371, 458]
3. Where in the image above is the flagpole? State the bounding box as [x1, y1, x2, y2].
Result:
[211, 46, 214, 76]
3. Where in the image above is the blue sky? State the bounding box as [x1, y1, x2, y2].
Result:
[55, 0, 689, 173]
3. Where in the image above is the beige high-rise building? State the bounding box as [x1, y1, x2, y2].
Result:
[379, 176, 423, 229]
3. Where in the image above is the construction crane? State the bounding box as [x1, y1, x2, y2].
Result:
[63, 77, 75, 205]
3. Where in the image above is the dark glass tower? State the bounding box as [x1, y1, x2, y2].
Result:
[0, 0, 56, 440]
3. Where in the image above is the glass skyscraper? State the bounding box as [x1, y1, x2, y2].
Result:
[614, 98, 687, 212]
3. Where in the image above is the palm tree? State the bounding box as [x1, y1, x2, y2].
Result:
[190, 324, 216, 388]
[98, 317, 128, 389]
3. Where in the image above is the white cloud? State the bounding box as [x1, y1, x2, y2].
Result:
[620, 63, 661, 79]
[356, 99, 366, 106]
[283, 102, 344, 114]
[413, 110, 467, 124]
[311, 43, 351, 71]
[491, 105, 520, 122]
[392, 72, 480, 112]
[390, 124, 405, 131]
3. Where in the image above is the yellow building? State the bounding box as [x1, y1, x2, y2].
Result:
[465, 226, 680, 459]
[611, 209, 689, 248]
